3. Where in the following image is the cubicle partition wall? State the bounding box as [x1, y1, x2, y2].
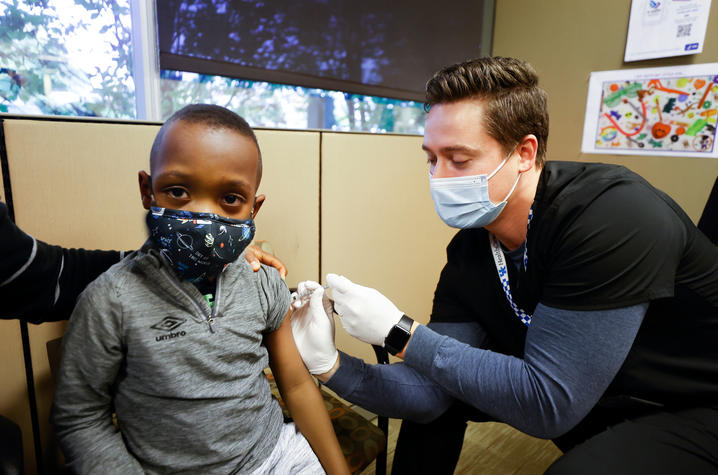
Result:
[0, 117, 448, 473]
[321, 132, 456, 363]
[252, 129, 321, 289]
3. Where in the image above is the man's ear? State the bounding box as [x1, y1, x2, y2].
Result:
[517, 134, 538, 173]
[138, 171, 153, 210]
[252, 194, 266, 218]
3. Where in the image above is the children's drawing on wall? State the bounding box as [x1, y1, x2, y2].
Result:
[582, 63, 718, 158]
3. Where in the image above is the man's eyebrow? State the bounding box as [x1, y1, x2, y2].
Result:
[421, 144, 480, 154]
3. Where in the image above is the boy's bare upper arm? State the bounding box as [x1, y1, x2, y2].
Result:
[266, 308, 314, 392]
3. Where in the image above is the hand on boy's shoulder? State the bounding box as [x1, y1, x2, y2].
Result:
[245, 242, 288, 279]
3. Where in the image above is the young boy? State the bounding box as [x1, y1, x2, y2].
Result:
[51, 105, 349, 474]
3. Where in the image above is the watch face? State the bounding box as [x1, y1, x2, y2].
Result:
[385, 316, 413, 355]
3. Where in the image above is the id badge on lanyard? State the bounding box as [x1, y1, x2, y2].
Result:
[488, 208, 533, 326]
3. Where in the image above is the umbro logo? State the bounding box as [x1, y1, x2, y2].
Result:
[151, 316, 188, 342]
[151, 316, 186, 332]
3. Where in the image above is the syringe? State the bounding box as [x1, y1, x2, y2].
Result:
[290, 284, 330, 307]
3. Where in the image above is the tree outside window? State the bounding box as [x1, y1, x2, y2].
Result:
[0, 0, 425, 134]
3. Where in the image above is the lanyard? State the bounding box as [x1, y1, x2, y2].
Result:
[489, 208, 533, 326]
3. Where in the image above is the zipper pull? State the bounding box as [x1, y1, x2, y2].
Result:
[207, 317, 216, 333]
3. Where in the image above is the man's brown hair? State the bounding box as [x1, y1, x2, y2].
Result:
[425, 57, 549, 166]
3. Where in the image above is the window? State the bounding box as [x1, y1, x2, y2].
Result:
[1, 0, 494, 134]
[0, 0, 135, 117]
[160, 70, 426, 133]
[157, 0, 494, 102]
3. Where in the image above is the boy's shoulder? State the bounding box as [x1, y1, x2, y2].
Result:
[225, 254, 286, 289]
[79, 250, 152, 300]
[224, 258, 291, 328]
[256, 262, 287, 287]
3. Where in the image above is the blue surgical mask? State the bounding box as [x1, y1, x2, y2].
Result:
[429, 148, 521, 229]
[146, 206, 255, 283]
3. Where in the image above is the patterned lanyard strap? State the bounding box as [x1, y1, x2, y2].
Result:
[489, 208, 533, 326]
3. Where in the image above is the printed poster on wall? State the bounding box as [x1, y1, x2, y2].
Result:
[581, 63, 718, 158]
[624, 0, 712, 62]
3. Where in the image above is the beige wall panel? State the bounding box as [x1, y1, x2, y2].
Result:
[254, 130, 320, 288]
[5, 120, 158, 248]
[493, 0, 718, 221]
[0, 320, 35, 474]
[322, 132, 456, 362]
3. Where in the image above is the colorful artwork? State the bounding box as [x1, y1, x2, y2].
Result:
[595, 75, 717, 153]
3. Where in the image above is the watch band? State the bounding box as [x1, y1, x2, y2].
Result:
[384, 314, 414, 355]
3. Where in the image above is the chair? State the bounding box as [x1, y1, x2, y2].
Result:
[371, 345, 390, 475]
[698, 176, 718, 245]
[266, 369, 387, 474]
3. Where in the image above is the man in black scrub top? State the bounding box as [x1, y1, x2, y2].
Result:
[290, 57, 718, 474]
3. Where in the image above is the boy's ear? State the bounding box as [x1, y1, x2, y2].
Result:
[252, 194, 266, 218]
[138, 171, 153, 210]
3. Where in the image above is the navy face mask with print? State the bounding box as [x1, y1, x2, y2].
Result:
[146, 207, 255, 283]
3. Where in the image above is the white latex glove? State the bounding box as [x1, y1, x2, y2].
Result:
[326, 273, 404, 347]
[290, 281, 339, 375]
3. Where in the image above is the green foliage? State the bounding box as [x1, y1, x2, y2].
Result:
[159, 70, 426, 133]
[0, 0, 135, 117]
[0, 0, 426, 132]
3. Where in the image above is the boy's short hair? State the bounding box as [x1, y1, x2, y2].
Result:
[425, 57, 549, 166]
[150, 104, 262, 183]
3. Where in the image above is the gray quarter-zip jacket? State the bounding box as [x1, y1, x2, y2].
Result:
[51, 245, 291, 474]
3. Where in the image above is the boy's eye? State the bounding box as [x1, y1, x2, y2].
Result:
[166, 188, 188, 199]
[223, 194, 244, 205]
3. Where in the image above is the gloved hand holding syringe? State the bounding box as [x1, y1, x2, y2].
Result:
[289, 281, 338, 375]
[290, 283, 332, 309]
[290, 275, 407, 376]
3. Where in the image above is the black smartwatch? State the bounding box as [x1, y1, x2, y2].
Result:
[384, 315, 414, 355]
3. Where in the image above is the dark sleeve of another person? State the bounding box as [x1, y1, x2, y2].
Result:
[0, 202, 121, 323]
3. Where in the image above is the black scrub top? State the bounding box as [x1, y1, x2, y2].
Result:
[431, 161, 718, 408]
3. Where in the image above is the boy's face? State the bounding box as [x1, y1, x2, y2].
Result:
[139, 120, 264, 220]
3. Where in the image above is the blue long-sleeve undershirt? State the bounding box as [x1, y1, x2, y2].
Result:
[325, 303, 647, 439]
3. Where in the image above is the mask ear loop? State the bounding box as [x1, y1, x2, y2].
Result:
[497, 143, 524, 203]
[500, 171, 522, 203]
[487, 142, 521, 180]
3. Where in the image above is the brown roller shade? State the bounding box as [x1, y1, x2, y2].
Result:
[156, 0, 493, 101]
